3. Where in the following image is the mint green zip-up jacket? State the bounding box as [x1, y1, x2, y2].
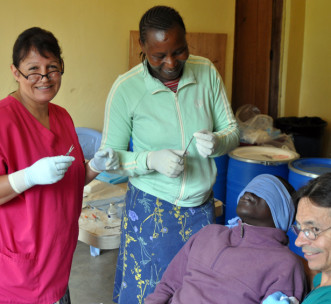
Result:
[100, 55, 239, 207]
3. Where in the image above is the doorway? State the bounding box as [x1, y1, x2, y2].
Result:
[231, 0, 283, 119]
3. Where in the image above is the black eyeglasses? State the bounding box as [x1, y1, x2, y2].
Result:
[291, 223, 331, 240]
[17, 68, 64, 83]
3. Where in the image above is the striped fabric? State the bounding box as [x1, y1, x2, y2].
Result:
[163, 79, 180, 92]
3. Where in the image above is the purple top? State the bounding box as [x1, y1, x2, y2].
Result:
[145, 223, 307, 304]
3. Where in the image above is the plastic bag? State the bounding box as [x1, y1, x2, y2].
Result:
[236, 104, 261, 129]
[262, 133, 297, 151]
[235, 104, 296, 152]
[236, 105, 275, 144]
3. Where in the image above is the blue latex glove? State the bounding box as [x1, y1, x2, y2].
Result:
[9, 155, 75, 193]
[193, 130, 221, 158]
[147, 149, 185, 178]
[226, 216, 240, 228]
[263, 292, 299, 304]
[89, 148, 119, 173]
[25, 156, 74, 186]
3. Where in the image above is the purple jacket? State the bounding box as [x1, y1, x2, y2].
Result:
[145, 223, 307, 304]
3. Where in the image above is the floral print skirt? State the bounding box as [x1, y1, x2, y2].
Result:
[113, 182, 215, 303]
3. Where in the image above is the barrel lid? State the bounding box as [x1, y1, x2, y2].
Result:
[229, 146, 299, 165]
[289, 158, 331, 178]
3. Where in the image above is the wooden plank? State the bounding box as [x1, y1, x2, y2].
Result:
[129, 30, 227, 79]
[255, 0, 273, 114]
[268, 0, 283, 119]
[231, 0, 273, 114]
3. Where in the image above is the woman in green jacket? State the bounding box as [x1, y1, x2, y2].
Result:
[100, 5, 239, 303]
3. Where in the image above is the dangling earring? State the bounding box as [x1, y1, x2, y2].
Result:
[139, 51, 146, 62]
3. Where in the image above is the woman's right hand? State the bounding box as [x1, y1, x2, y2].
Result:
[8, 155, 75, 194]
[147, 149, 185, 178]
[25, 156, 75, 186]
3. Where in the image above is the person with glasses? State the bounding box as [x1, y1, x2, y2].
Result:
[0, 27, 118, 303]
[263, 172, 331, 304]
[145, 174, 307, 304]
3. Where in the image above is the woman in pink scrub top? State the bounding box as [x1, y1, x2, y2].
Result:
[0, 27, 118, 304]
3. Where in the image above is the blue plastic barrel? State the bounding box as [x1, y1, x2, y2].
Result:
[213, 154, 229, 224]
[212, 154, 229, 202]
[225, 146, 299, 224]
[287, 158, 331, 257]
[288, 158, 331, 190]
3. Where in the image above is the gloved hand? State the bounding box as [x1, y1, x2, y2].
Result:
[225, 216, 240, 228]
[8, 155, 75, 194]
[193, 130, 221, 158]
[262, 292, 299, 304]
[89, 148, 119, 173]
[147, 149, 185, 178]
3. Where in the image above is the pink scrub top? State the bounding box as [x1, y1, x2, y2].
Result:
[0, 96, 85, 303]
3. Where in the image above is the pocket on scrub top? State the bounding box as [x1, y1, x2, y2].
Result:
[0, 247, 38, 298]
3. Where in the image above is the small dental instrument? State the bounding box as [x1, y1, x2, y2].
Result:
[183, 136, 194, 156]
[66, 145, 74, 156]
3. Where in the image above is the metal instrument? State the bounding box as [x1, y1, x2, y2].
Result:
[183, 136, 194, 156]
[66, 145, 74, 156]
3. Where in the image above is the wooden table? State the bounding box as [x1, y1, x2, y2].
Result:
[79, 180, 223, 251]
[78, 181, 127, 250]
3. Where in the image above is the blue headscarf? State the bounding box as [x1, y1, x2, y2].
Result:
[236, 174, 295, 232]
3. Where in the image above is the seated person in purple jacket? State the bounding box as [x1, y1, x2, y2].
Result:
[145, 174, 307, 304]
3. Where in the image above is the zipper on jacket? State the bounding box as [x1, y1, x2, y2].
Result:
[173, 92, 187, 205]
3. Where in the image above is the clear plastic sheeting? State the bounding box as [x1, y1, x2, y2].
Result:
[235, 104, 296, 152]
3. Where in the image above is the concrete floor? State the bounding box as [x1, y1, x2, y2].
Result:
[69, 241, 118, 304]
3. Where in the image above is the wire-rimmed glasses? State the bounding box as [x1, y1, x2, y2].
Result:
[17, 68, 64, 83]
[291, 223, 331, 240]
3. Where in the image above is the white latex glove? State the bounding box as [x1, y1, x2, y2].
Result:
[89, 148, 119, 173]
[8, 155, 75, 194]
[262, 292, 299, 304]
[193, 130, 221, 158]
[147, 149, 185, 178]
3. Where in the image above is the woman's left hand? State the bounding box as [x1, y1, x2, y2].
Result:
[193, 130, 220, 158]
[89, 148, 119, 173]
